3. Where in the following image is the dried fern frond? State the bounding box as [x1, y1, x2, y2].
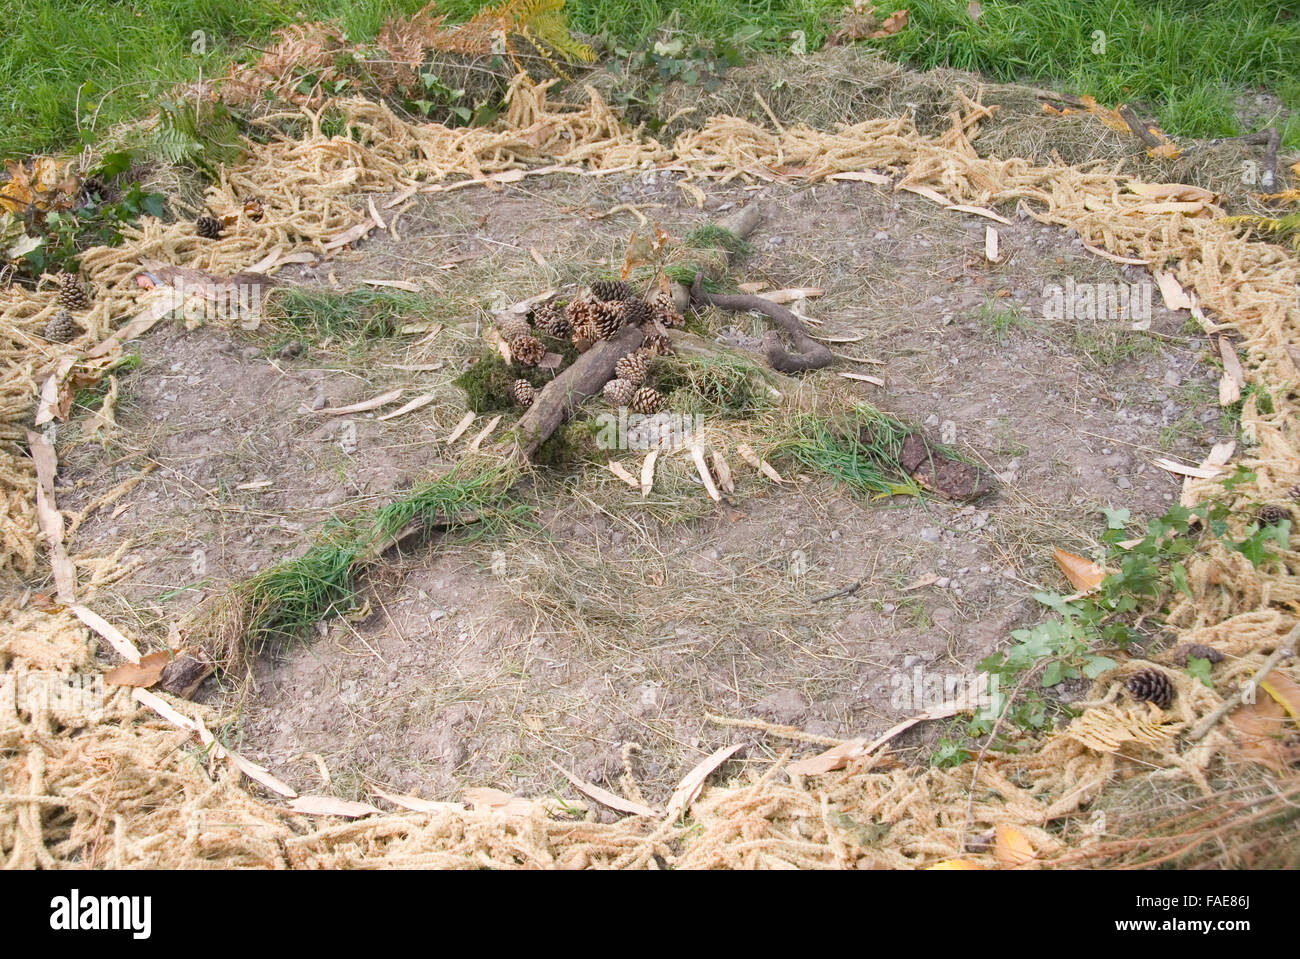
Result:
[1221, 213, 1300, 252]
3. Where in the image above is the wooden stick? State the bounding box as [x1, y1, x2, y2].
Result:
[1188, 623, 1300, 742]
[511, 325, 645, 460]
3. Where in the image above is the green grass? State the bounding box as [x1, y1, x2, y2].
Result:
[266, 286, 444, 342]
[3, 0, 1297, 156]
[866, 0, 1300, 146]
[0, 0, 433, 157]
[657, 351, 769, 417]
[776, 405, 921, 498]
[978, 298, 1030, 345]
[237, 459, 523, 650]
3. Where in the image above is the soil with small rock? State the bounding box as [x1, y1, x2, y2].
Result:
[57, 162, 1229, 808]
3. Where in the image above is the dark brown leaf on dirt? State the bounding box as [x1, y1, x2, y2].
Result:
[156, 649, 216, 699]
[895, 432, 993, 501]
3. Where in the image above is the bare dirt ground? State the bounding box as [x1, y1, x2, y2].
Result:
[56, 168, 1230, 807]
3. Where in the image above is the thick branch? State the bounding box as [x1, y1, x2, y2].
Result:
[511, 325, 645, 459]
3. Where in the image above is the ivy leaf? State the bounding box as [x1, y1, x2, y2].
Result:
[1185, 656, 1214, 688]
[1083, 655, 1118, 679]
[1170, 561, 1191, 597]
[1102, 507, 1131, 530]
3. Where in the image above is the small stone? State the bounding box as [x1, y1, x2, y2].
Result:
[1116, 476, 1132, 489]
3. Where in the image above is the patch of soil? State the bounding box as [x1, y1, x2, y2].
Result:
[58, 166, 1230, 809]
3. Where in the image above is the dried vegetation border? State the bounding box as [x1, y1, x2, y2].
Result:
[1, 53, 1298, 867]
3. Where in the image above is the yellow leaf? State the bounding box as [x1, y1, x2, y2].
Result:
[994, 824, 1035, 867]
[1053, 548, 1104, 593]
[1258, 670, 1300, 719]
[1227, 692, 1296, 774]
[1146, 143, 1182, 161]
[926, 858, 983, 870]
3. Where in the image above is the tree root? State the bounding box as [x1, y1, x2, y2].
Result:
[689, 273, 834, 374]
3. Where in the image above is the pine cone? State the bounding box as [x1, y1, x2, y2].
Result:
[498, 314, 530, 342]
[58, 272, 90, 311]
[603, 377, 636, 407]
[196, 215, 223, 239]
[591, 279, 633, 303]
[641, 328, 672, 357]
[1126, 669, 1175, 710]
[510, 333, 546, 367]
[512, 379, 535, 407]
[573, 330, 597, 353]
[533, 304, 571, 338]
[621, 299, 654, 327]
[1289, 484, 1300, 502]
[631, 386, 666, 415]
[593, 301, 623, 340]
[566, 290, 595, 328]
[43, 310, 81, 343]
[1257, 503, 1293, 527]
[650, 290, 684, 328]
[614, 350, 649, 386]
[1172, 643, 1225, 666]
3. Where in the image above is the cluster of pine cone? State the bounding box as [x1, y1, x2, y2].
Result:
[507, 279, 684, 413]
[43, 272, 93, 343]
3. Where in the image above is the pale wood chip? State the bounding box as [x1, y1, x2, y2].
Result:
[445, 411, 475, 444]
[361, 278, 419, 292]
[840, 371, 885, 386]
[306, 388, 404, 415]
[288, 795, 381, 818]
[640, 450, 658, 497]
[691, 445, 722, 501]
[551, 761, 658, 817]
[712, 451, 735, 494]
[467, 414, 502, 451]
[947, 203, 1011, 225]
[71, 604, 141, 662]
[666, 743, 744, 819]
[372, 784, 465, 814]
[378, 393, 437, 421]
[607, 460, 639, 487]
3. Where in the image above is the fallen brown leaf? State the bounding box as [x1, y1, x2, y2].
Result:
[1053, 548, 1104, 593]
[105, 651, 172, 688]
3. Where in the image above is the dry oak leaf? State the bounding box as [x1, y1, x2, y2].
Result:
[105, 650, 173, 688]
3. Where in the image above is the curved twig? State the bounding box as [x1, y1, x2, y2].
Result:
[689, 273, 834, 374]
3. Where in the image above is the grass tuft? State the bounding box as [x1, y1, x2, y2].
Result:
[230, 459, 521, 653]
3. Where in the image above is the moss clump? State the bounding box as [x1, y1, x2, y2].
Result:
[533, 420, 602, 469]
[455, 350, 562, 413]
